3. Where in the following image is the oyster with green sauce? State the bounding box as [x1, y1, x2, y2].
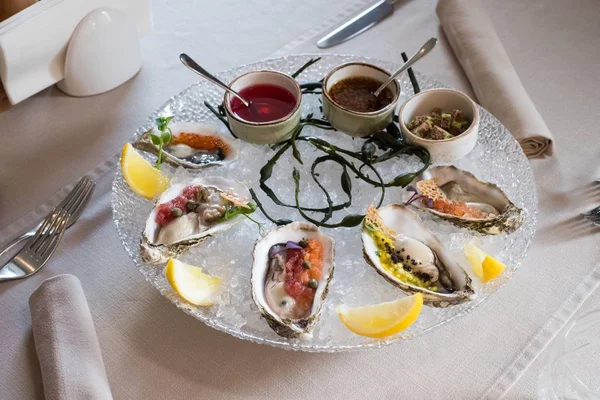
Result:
[361, 204, 473, 307]
[409, 166, 524, 235]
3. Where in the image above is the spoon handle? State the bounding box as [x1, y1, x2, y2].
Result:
[374, 37, 437, 97]
[179, 53, 250, 107]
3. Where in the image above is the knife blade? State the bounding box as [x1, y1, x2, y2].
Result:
[317, 0, 396, 49]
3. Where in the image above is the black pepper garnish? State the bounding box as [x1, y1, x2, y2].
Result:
[415, 271, 432, 282]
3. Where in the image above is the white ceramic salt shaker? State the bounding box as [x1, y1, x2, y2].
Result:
[57, 7, 142, 96]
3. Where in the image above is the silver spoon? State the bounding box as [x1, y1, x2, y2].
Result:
[373, 37, 438, 97]
[180, 53, 251, 107]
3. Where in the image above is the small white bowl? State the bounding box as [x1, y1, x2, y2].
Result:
[398, 89, 479, 163]
[322, 62, 400, 137]
[223, 71, 302, 144]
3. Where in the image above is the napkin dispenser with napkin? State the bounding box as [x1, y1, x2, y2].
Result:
[0, 0, 152, 105]
[437, 0, 554, 158]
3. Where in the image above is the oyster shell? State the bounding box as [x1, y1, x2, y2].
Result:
[133, 122, 239, 169]
[251, 222, 335, 339]
[141, 176, 252, 264]
[412, 166, 524, 235]
[362, 204, 473, 307]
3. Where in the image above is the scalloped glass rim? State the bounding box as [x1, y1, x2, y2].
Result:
[111, 54, 538, 352]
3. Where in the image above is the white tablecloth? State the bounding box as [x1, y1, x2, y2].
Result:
[1, 1, 599, 399]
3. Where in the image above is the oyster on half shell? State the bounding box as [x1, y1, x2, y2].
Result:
[251, 222, 335, 339]
[362, 204, 473, 307]
[141, 176, 252, 264]
[411, 166, 524, 235]
[133, 122, 239, 169]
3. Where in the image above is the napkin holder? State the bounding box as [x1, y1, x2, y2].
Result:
[56, 8, 142, 96]
[0, 0, 151, 111]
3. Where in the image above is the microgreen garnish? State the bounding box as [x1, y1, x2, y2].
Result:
[219, 201, 265, 233]
[219, 202, 257, 222]
[150, 116, 174, 169]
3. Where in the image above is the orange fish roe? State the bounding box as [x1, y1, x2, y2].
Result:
[282, 239, 325, 317]
[296, 290, 315, 314]
[173, 132, 230, 154]
[304, 239, 323, 281]
[429, 198, 490, 219]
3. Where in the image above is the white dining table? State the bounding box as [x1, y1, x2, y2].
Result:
[1, 0, 599, 398]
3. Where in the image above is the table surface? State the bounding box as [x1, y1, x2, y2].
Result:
[1, 0, 600, 399]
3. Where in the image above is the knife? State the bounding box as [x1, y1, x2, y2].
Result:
[317, 0, 397, 49]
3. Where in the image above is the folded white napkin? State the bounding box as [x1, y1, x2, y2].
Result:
[29, 274, 113, 400]
[437, 0, 554, 158]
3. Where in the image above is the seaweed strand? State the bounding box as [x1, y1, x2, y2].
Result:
[401, 52, 421, 94]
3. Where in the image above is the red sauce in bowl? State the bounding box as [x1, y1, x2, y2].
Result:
[230, 84, 297, 123]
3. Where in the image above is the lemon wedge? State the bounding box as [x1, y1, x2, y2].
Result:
[120, 142, 170, 200]
[165, 259, 221, 306]
[464, 242, 486, 280]
[464, 242, 506, 283]
[481, 256, 506, 283]
[337, 293, 423, 338]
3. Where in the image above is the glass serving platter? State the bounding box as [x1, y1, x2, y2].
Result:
[111, 54, 538, 352]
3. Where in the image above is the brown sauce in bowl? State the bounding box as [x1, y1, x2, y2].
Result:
[329, 76, 394, 113]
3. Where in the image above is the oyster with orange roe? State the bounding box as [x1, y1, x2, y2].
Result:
[251, 222, 335, 339]
[408, 166, 523, 235]
[133, 122, 239, 169]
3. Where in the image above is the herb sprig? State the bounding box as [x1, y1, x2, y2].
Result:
[219, 202, 257, 222]
[150, 116, 174, 169]
[218, 201, 265, 233]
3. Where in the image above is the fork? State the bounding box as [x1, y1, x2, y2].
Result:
[581, 179, 600, 225]
[0, 177, 95, 259]
[581, 205, 600, 218]
[0, 177, 94, 282]
[582, 212, 600, 226]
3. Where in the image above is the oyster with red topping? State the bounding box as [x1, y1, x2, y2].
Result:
[251, 222, 335, 339]
[141, 176, 253, 264]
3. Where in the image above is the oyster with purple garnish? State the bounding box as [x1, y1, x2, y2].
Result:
[251, 222, 335, 339]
